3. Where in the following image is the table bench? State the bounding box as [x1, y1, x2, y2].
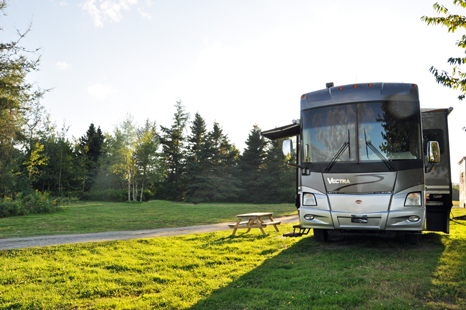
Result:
[228, 212, 281, 236]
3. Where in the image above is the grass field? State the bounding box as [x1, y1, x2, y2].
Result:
[0, 201, 297, 239]
[0, 205, 466, 309]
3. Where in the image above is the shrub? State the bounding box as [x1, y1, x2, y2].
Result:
[0, 191, 65, 218]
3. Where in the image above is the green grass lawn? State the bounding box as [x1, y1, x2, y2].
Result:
[0, 201, 297, 239]
[0, 208, 466, 309]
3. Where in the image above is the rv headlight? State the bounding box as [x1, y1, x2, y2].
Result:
[405, 192, 421, 206]
[303, 193, 317, 206]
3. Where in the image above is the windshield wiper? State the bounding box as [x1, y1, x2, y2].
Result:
[325, 129, 351, 172]
[363, 128, 394, 171]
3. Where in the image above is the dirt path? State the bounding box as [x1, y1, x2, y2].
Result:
[0, 215, 299, 250]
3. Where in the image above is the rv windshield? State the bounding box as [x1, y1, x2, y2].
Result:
[302, 101, 421, 166]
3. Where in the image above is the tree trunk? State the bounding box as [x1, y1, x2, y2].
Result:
[58, 150, 63, 197]
[140, 177, 145, 202]
[133, 177, 138, 202]
[127, 169, 131, 202]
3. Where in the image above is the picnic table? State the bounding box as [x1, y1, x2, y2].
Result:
[228, 212, 281, 236]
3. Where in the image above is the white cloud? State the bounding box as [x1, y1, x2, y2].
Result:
[138, 8, 151, 19]
[87, 83, 116, 100]
[80, 0, 138, 27]
[56, 61, 72, 70]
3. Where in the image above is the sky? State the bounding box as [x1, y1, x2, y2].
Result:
[2, 0, 466, 183]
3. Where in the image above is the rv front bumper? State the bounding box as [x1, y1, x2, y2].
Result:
[299, 207, 425, 231]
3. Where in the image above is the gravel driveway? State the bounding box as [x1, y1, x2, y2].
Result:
[0, 215, 299, 250]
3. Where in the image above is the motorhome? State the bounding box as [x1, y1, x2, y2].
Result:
[262, 83, 452, 244]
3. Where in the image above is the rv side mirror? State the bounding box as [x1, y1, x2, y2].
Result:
[282, 140, 293, 161]
[427, 141, 440, 163]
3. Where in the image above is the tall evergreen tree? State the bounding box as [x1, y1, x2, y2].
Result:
[185, 119, 240, 203]
[78, 123, 105, 191]
[207, 122, 240, 202]
[261, 138, 295, 203]
[159, 101, 189, 200]
[185, 113, 209, 203]
[238, 124, 267, 203]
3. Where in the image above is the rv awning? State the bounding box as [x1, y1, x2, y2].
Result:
[261, 123, 300, 140]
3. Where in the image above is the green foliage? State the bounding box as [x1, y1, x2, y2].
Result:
[0, 190, 64, 218]
[422, 1, 466, 100]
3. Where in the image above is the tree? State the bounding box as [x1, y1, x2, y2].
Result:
[78, 123, 105, 191]
[116, 115, 138, 202]
[34, 124, 79, 195]
[135, 119, 160, 201]
[159, 101, 189, 200]
[0, 1, 46, 196]
[422, 1, 466, 100]
[185, 119, 240, 203]
[261, 138, 295, 203]
[90, 132, 125, 193]
[185, 113, 209, 202]
[207, 122, 240, 202]
[238, 124, 268, 203]
[23, 141, 47, 182]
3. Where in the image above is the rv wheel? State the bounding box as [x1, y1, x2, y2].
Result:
[406, 234, 419, 245]
[314, 229, 328, 242]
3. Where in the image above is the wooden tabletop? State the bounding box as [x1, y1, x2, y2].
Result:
[235, 212, 272, 218]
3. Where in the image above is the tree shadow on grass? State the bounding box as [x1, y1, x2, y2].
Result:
[189, 231, 448, 310]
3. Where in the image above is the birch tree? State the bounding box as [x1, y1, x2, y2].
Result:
[135, 119, 160, 201]
[110, 114, 137, 202]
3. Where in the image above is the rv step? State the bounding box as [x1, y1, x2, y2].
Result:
[283, 225, 311, 238]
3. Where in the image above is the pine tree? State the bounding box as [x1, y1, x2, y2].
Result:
[207, 122, 240, 202]
[185, 118, 240, 203]
[238, 124, 267, 203]
[78, 123, 105, 191]
[185, 113, 210, 203]
[159, 101, 189, 200]
[261, 138, 295, 203]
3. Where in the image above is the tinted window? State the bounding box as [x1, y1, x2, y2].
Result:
[302, 104, 357, 163]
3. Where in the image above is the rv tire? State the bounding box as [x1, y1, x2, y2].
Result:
[314, 229, 328, 242]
